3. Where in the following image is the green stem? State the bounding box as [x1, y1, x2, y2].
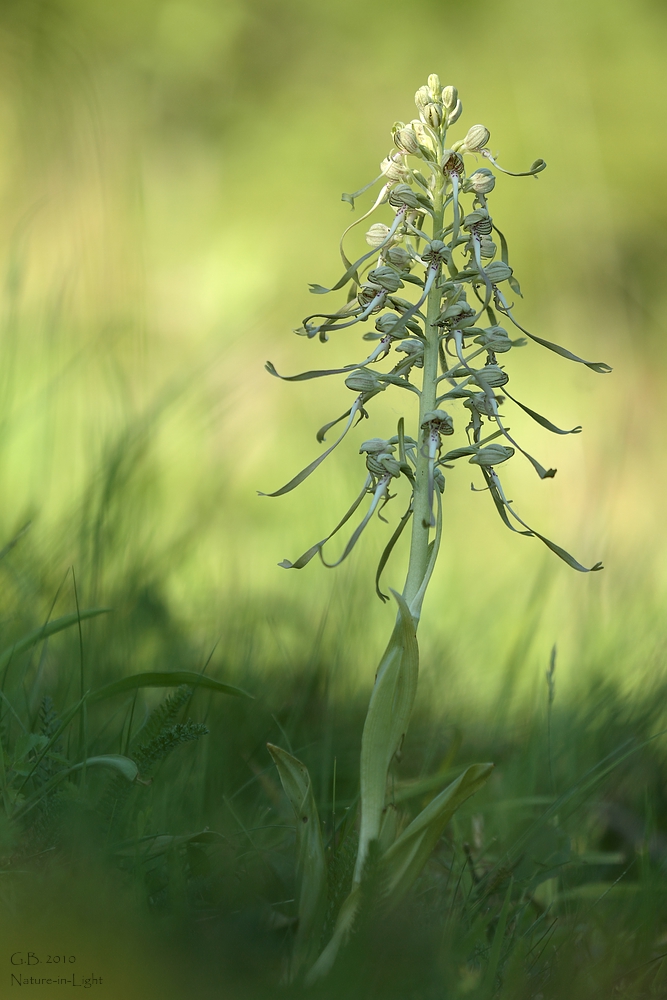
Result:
[402, 173, 445, 622]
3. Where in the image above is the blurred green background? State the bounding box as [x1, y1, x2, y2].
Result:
[1, 4, 667, 996]
[0, 0, 665, 709]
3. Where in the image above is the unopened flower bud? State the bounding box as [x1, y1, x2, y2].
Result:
[383, 246, 411, 270]
[421, 409, 454, 435]
[483, 261, 513, 284]
[421, 103, 443, 129]
[357, 282, 384, 307]
[438, 300, 475, 325]
[421, 239, 449, 265]
[395, 338, 424, 359]
[388, 184, 421, 210]
[379, 453, 402, 477]
[414, 85, 431, 111]
[410, 120, 436, 156]
[478, 238, 497, 260]
[365, 223, 391, 248]
[380, 155, 410, 183]
[462, 124, 490, 153]
[474, 327, 512, 353]
[345, 369, 383, 393]
[442, 85, 458, 111]
[473, 364, 509, 388]
[389, 295, 417, 314]
[464, 209, 493, 235]
[469, 444, 514, 467]
[360, 438, 394, 455]
[367, 267, 404, 293]
[463, 393, 503, 416]
[466, 168, 496, 195]
[447, 99, 463, 125]
[393, 126, 420, 154]
[375, 313, 406, 337]
[366, 451, 402, 479]
[427, 73, 441, 98]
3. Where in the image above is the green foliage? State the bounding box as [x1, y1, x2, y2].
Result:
[98, 709, 209, 835]
[308, 764, 494, 982]
[382, 762, 494, 902]
[267, 744, 328, 978]
[324, 828, 358, 941]
[130, 683, 193, 748]
[355, 590, 419, 883]
[89, 671, 252, 703]
[38, 696, 61, 742]
[0, 622, 214, 850]
[0, 587, 666, 998]
[0, 609, 111, 673]
[135, 721, 209, 777]
[0, 3, 665, 995]
[12, 755, 138, 824]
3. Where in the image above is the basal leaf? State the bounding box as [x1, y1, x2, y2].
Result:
[308, 762, 493, 982]
[267, 744, 327, 977]
[354, 590, 419, 883]
[382, 763, 493, 902]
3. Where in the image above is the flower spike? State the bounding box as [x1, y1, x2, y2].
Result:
[265, 74, 606, 594]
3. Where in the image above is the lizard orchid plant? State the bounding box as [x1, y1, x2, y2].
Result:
[260, 74, 608, 983]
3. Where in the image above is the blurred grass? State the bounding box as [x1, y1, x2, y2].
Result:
[0, 1, 666, 995]
[2, 610, 667, 999]
[0, 0, 664, 695]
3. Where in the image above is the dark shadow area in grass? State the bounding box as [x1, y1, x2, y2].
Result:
[1, 569, 667, 999]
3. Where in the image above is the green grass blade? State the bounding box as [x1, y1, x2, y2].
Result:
[267, 744, 327, 978]
[492, 734, 661, 874]
[392, 766, 467, 804]
[480, 879, 513, 995]
[354, 589, 419, 883]
[0, 609, 112, 672]
[88, 671, 253, 703]
[382, 762, 493, 902]
[308, 763, 493, 982]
